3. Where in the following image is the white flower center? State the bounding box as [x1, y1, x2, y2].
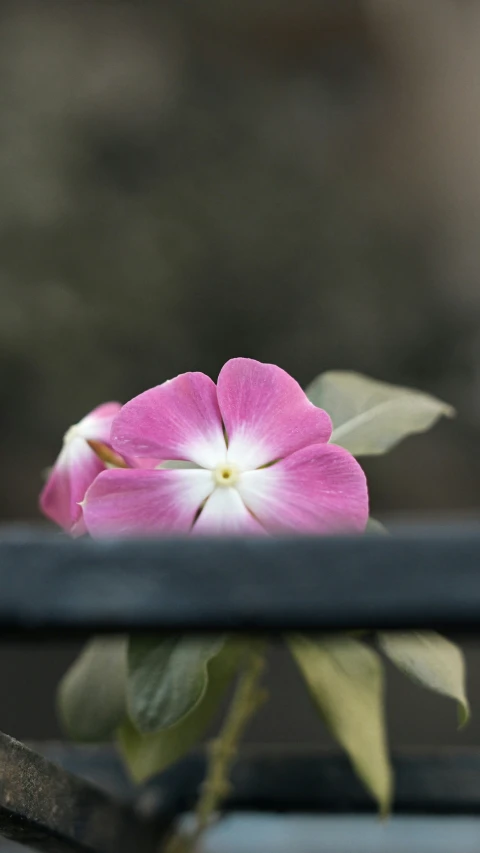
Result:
[213, 462, 239, 487]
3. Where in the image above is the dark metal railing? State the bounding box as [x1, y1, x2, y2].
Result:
[2, 529, 480, 634]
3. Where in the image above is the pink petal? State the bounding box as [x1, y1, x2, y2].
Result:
[40, 402, 123, 533]
[79, 402, 122, 444]
[71, 515, 88, 538]
[126, 456, 162, 469]
[193, 487, 265, 535]
[83, 468, 215, 538]
[217, 358, 332, 470]
[40, 439, 105, 532]
[111, 373, 226, 469]
[237, 443, 369, 534]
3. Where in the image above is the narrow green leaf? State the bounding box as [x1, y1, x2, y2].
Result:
[306, 370, 454, 456]
[127, 635, 225, 733]
[58, 636, 127, 742]
[289, 634, 392, 813]
[119, 640, 242, 782]
[378, 631, 470, 726]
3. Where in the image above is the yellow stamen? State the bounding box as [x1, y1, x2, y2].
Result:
[213, 463, 239, 487]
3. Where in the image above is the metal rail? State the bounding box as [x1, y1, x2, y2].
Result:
[0, 528, 478, 634]
[0, 734, 160, 853]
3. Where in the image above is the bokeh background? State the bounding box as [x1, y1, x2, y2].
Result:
[0, 0, 479, 751]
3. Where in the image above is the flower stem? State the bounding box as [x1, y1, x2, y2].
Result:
[165, 642, 267, 852]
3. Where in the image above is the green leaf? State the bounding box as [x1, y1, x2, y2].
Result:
[58, 636, 127, 742]
[289, 634, 392, 813]
[366, 517, 388, 535]
[119, 640, 242, 782]
[378, 631, 470, 726]
[305, 370, 454, 456]
[127, 635, 225, 733]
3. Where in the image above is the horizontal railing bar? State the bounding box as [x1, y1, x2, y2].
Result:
[0, 528, 479, 633]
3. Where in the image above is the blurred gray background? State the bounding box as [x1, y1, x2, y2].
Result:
[0, 0, 479, 749]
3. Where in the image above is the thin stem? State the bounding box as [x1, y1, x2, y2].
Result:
[165, 642, 267, 853]
[193, 642, 266, 837]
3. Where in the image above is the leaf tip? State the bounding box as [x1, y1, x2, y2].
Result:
[378, 804, 391, 822]
[444, 404, 456, 420]
[376, 770, 394, 819]
[458, 699, 470, 729]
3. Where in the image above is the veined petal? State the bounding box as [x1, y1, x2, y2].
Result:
[193, 487, 265, 535]
[111, 373, 226, 469]
[83, 468, 215, 538]
[40, 439, 105, 532]
[217, 358, 332, 470]
[237, 443, 368, 534]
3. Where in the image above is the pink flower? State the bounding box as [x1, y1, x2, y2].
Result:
[83, 359, 368, 537]
[40, 402, 122, 536]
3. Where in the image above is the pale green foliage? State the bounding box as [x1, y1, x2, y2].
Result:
[306, 370, 454, 456]
[378, 631, 469, 726]
[58, 633, 243, 781]
[127, 635, 226, 733]
[119, 641, 243, 782]
[58, 636, 127, 741]
[289, 635, 392, 813]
